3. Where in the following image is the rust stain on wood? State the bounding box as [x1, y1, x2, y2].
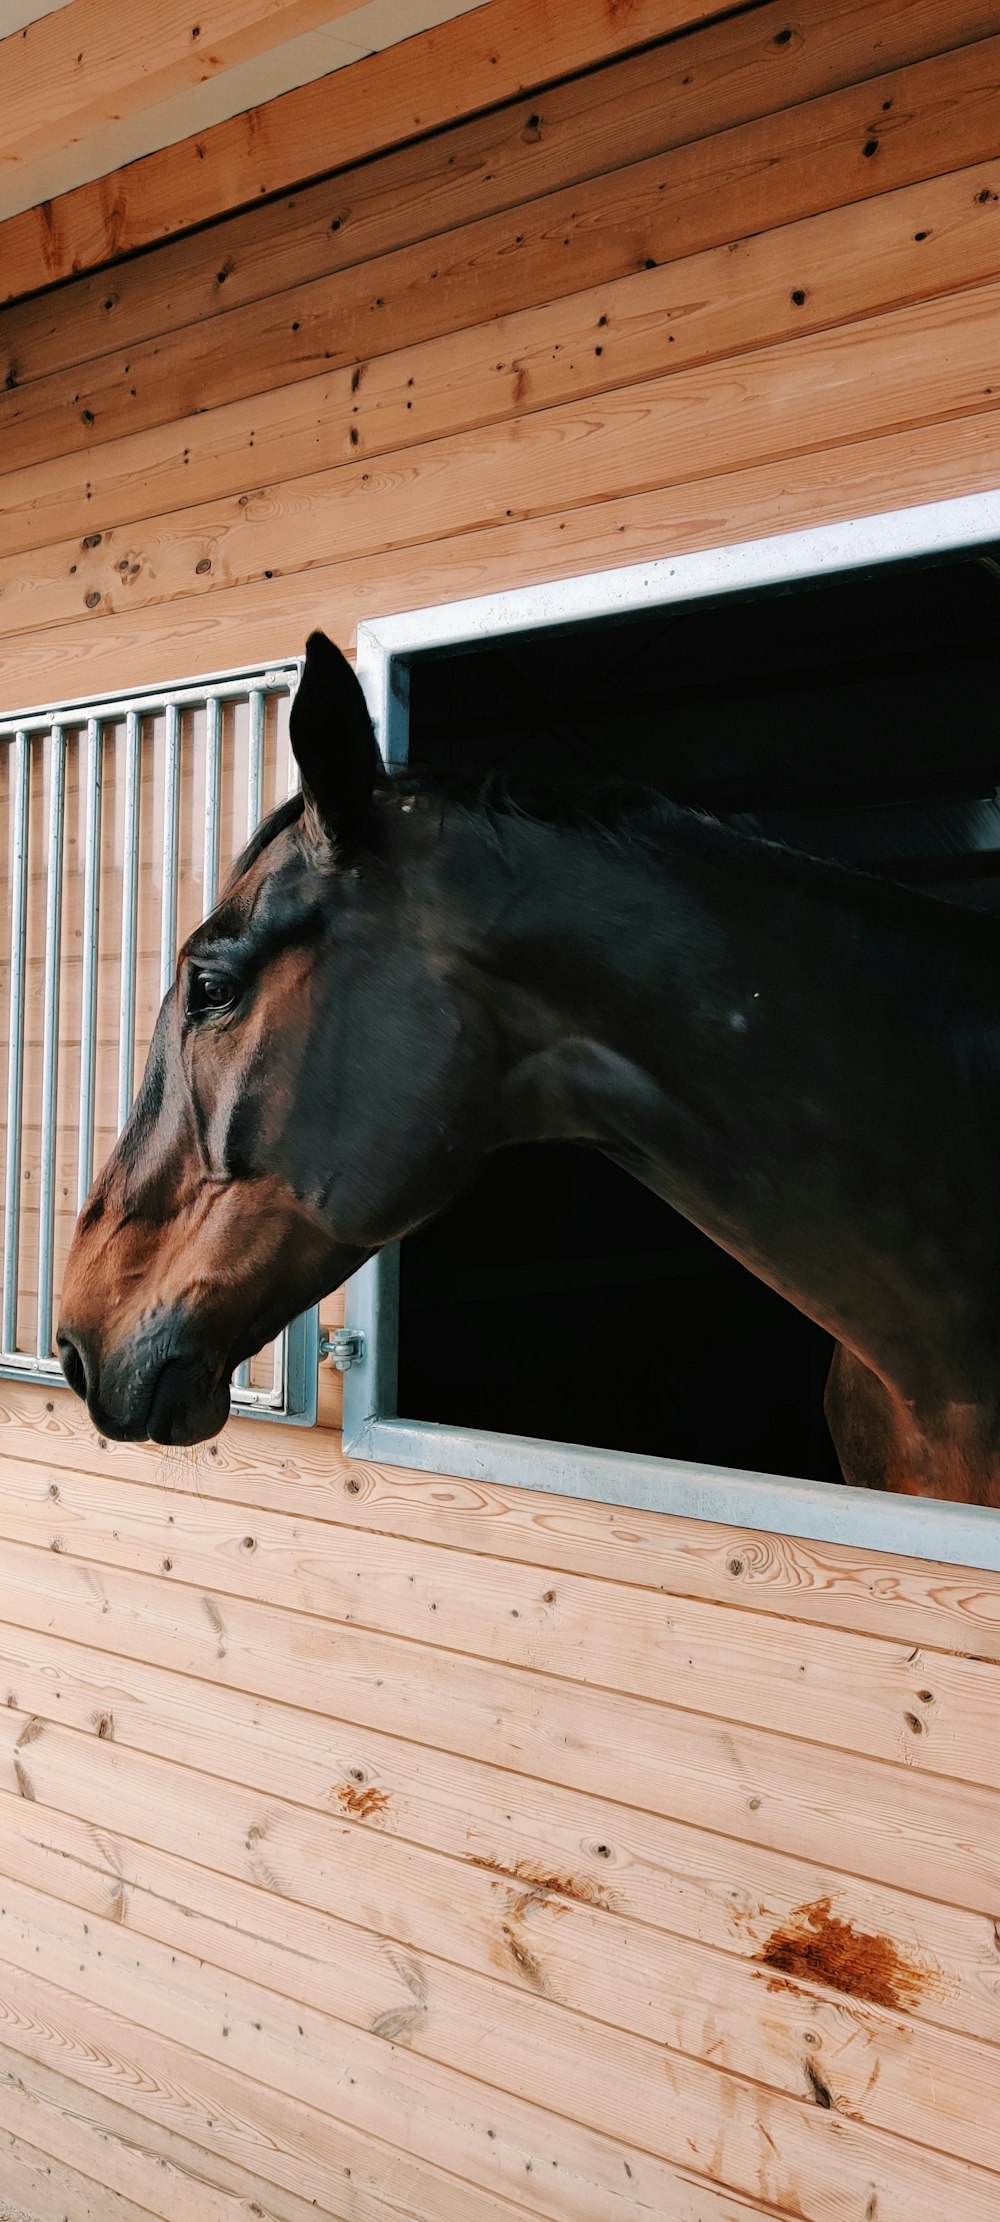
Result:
[336, 1780, 391, 1820]
[757, 1897, 931, 2011]
[466, 1852, 615, 1911]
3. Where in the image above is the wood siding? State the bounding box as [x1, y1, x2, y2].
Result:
[1, 2, 999, 2216]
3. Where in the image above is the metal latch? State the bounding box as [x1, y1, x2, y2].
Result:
[319, 1326, 365, 1372]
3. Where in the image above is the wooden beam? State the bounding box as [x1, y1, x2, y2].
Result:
[0, 0, 374, 183]
[4, 279, 998, 644]
[0, 0, 734, 304]
[1, 159, 997, 572]
[2, 406, 999, 705]
[5, 0, 998, 394]
[4, 30, 998, 481]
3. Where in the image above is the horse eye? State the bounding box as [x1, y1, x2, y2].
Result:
[189, 968, 240, 1016]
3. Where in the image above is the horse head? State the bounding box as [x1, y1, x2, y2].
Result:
[57, 634, 508, 1442]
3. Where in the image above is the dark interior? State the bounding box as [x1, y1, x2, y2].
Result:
[395, 548, 1000, 1482]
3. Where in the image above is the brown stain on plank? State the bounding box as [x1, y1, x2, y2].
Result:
[757, 1897, 932, 2011]
[466, 1852, 615, 1911]
[336, 1780, 391, 1820]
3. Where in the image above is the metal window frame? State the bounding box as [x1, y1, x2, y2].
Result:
[0, 658, 318, 1426]
[343, 485, 1000, 1570]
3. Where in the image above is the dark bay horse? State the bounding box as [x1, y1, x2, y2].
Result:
[58, 632, 1000, 1504]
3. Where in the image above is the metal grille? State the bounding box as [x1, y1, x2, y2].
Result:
[0, 660, 317, 1423]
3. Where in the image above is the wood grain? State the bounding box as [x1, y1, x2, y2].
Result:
[4, 31, 1000, 474]
[5, 275, 999, 643]
[0, 1461, 998, 1791]
[3, 1865, 999, 2222]
[4, 398, 1000, 708]
[0, 2036, 349, 2222]
[0, 0, 731, 303]
[2, 1761, 999, 2172]
[7, 0, 996, 390]
[5, 1375, 1000, 1664]
[7, 1697, 1000, 2044]
[0, 0, 366, 182]
[2, 1567, 1000, 1915]
[3, 156, 999, 567]
[0, 1964, 553, 2222]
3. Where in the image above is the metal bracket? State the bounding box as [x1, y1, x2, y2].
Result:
[319, 1326, 365, 1373]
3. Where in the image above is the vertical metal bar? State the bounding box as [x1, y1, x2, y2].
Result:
[2, 732, 30, 1352]
[247, 688, 264, 836]
[284, 684, 299, 799]
[203, 693, 221, 912]
[233, 1361, 252, 1390]
[116, 710, 141, 1135]
[160, 700, 181, 1002]
[77, 718, 103, 1207]
[36, 725, 66, 1357]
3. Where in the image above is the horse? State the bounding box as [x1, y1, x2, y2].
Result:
[57, 630, 1000, 1504]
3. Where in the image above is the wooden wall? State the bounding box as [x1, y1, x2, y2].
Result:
[1, 2, 1000, 2216]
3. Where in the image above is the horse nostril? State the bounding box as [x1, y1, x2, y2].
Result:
[57, 1332, 88, 1402]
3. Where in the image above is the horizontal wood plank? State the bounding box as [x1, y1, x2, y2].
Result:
[3, 156, 999, 566]
[2, 1572, 1000, 1914]
[4, 32, 1000, 474]
[0, 1961, 554, 2222]
[0, 2126, 153, 2222]
[2, 1764, 999, 2173]
[0, 0, 730, 303]
[3, 398, 1000, 707]
[3, 1865, 999, 2222]
[0, 2037, 358, 2222]
[4, 275, 999, 642]
[0, 0, 366, 184]
[1, 1639, 1000, 2053]
[5, 1376, 1000, 1665]
[0, 1464, 998, 1790]
[7, 0, 997, 391]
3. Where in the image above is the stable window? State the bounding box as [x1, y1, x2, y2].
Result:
[343, 492, 1000, 1569]
[0, 661, 317, 1422]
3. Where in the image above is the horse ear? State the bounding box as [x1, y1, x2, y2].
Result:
[290, 631, 382, 849]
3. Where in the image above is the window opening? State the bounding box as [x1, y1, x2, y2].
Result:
[343, 492, 1000, 1565]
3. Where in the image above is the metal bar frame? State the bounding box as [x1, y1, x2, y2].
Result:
[36, 724, 67, 1357]
[0, 660, 315, 1423]
[1, 732, 30, 1355]
[343, 485, 1000, 1571]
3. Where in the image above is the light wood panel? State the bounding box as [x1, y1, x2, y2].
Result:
[0, 2131, 154, 2222]
[4, 30, 1000, 474]
[0, 0, 368, 181]
[3, 155, 999, 567]
[3, 1864, 998, 2222]
[0, 1965, 553, 2222]
[3, 1565, 1000, 1917]
[4, 1695, 999, 2055]
[0, 0, 731, 303]
[7, 0, 996, 391]
[6, 1374, 1000, 1664]
[0, 2036, 353, 2222]
[1, 1458, 998, 1791]
[3, 1746, 1000, 2170]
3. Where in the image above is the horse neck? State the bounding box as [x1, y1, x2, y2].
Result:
[450, 803, 1000, 1403]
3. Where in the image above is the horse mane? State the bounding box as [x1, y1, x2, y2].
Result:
[230, 761, 997, 939]
[222, 792, 305, 894]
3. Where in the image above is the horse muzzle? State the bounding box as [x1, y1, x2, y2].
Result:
[56, 1313, 232, 1445]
